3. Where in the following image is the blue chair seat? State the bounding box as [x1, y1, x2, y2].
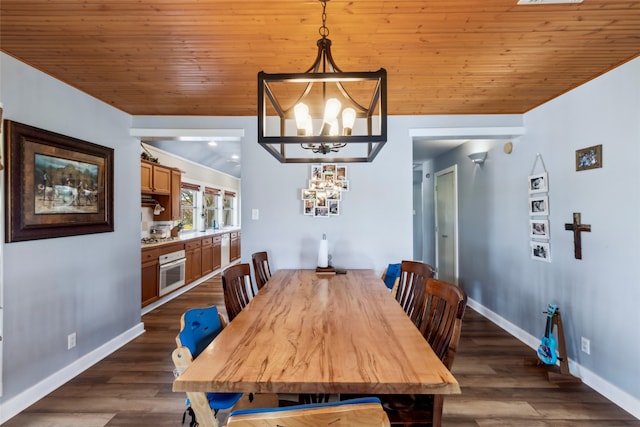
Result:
[227, 397, 390, 426]
[185, 392, 242, 411]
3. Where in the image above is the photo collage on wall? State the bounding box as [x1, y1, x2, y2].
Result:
[528, 159, 551, 262]
[301, 164, 349, 218]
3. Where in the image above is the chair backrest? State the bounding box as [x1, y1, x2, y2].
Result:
[222, 263, 255, 322]
[395, 261, 435, 325]
[175, 305, 225, 359]
[381, 263, 401, 293]
[418, 278, 467, 369]
[172, 305, 243, 425]
[251, 251, 272, 290]
[226, 397, 390, 427]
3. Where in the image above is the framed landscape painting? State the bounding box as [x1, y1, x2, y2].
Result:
[4, 120, 114, 242]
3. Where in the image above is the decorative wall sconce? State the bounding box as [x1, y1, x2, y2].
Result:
[468, 151, 488, 164]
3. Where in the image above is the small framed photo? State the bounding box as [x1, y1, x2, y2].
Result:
[528, 172, 548, 194]
[338, 180, 350, 191]
[309, 179, 326, 190]
[576, 144, 602, 171]
[301, 189, 316, 200]
[315, 191, 327, 207]
[322, 164, 336, 175]
[311, 165, 323, 180]
[529, 196, 549, 216]
[326, 189, 341, 201]
[314, 206, 329, 217]
[336, 166, 347, 181]
[530, 219, 550, 240]
[328, 200, 340, 215]
[530, 241, 551, 263]
[303, 199, 315, 215]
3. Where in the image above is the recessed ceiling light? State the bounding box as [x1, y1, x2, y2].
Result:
[518, 0, 582, 4]
[231, 154, 239, 160]
[208, 141, 217, 146]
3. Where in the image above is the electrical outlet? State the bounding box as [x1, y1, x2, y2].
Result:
[68, 332, 76, 350]
[581, 336, 590, 355]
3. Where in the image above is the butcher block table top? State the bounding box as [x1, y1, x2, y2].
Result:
[173, 269, 460, 396]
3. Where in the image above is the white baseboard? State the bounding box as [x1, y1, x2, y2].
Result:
[467, 298, 640, 420]
[0, 322, 145, 424]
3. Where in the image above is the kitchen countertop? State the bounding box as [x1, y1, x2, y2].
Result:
[141, 227, 240, 249]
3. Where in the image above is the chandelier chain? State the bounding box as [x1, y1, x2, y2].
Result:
[319, 0, 330, 39]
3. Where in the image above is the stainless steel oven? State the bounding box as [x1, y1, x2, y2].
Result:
[159, 249, 186, 296]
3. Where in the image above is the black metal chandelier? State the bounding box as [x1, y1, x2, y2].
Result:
[258, 0, 387, 163]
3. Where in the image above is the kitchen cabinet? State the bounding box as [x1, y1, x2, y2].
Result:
[212, 235, 222, 271]
[154, 168, 182, 221]
[230, 231, 241, 261]
[201, 237, 213, 276]
[141, 247, 161, 307]
[141, 160, 172, 195]
[141, 231, 239, 308]
[185, 239, 202, 284]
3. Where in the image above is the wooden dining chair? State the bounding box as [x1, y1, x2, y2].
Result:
[380, 278, 467, 427]
[226, 397, 390, 427]
[395, 260, 435, 326]
[221, 263, 255, 322]
[251, 251, 272, 290]
[172, 305, 243, 427]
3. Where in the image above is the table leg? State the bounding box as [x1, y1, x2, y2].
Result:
[186, 392, 219, 427]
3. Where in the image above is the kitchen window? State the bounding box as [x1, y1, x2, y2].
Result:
[203, 187, 220, 229]
[223, 191, 236, 227]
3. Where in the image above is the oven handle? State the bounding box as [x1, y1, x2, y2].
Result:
[159, 258, 186, 269]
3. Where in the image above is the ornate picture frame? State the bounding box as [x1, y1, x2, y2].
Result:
[4, 120, 114, 242]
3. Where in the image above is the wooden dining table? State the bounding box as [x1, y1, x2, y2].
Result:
[173, 269, 460, 398]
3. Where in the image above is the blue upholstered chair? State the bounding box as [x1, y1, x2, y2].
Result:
[381, 263, 401, 295]
[226, 397, 390, 427]
[172, 305, 243, 426]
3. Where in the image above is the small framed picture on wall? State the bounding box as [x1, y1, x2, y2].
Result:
[529, 196, 549, 216]
[528, 172, 548, 194]
[529, 219, 550, 240]
[530, 241, 551, 263]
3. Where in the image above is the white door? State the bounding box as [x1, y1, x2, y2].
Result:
[435, 165, 458, 284]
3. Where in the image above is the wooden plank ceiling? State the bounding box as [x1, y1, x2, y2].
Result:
[1, 0, 639, 116]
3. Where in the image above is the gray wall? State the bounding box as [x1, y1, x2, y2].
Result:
[240, 115, 522, 276]
[0, 53, 141, 413]
[434, 56, 640, 412]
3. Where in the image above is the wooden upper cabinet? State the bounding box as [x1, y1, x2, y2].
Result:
[141, 160, 171, 195]
[169, 169, 181, 220]
[141, 161, 153, 193]
[152, 166, 171, 194]
[155, 168, 182, 221]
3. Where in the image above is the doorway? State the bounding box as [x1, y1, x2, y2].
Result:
[434, 165, 458, 283]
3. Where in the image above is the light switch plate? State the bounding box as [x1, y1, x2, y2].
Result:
[252, 209, 259, 220]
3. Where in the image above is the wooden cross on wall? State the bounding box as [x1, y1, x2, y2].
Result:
[564, 212, 591, 259]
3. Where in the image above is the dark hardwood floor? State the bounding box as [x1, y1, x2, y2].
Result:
[5, 275, 639, 426]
